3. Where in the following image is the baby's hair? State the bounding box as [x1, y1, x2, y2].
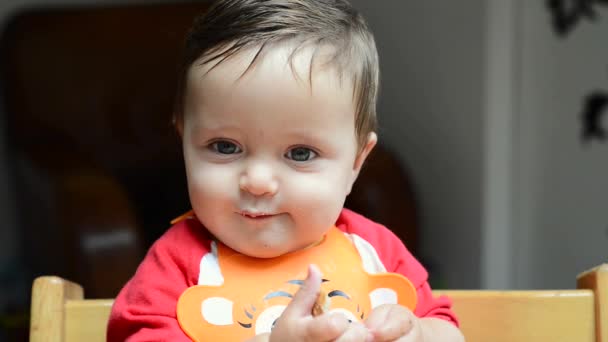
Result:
[173, 0, 379, 148]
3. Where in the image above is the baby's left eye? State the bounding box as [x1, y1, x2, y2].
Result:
[285, 147, 317, 162]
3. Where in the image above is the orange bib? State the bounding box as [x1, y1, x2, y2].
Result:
[177, 226, 417, 341]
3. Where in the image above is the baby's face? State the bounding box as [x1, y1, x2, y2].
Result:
[181, 43, 376, 258]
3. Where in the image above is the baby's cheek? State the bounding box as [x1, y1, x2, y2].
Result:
[189, 165, 237, 203]
[286, 174, 347, 218]
[197, 163, 234, 188]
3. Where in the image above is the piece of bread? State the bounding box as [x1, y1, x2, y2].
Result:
[312, 290, 330, 316]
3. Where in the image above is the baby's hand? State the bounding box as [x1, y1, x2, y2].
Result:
[365, 304, 422, 341]
[268, 264, 372, 342]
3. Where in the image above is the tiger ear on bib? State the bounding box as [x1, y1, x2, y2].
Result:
[177, 286, 241, 342]
[367, 273, 417, 311]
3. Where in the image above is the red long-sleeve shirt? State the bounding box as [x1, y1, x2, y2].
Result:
[107, 209, 458, 341]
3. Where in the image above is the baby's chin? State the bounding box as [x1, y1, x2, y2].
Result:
[224, 239, 291, 259]
[234, 245, 289, 259]
[228, 238, 316, 259]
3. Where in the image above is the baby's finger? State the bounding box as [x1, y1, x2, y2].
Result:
[391, 318, 423, 342]
[333, 320, 373, 342]
[301, 312, 350, 341]
[365, 304, 413, 341]
[281, 264, 322, 317]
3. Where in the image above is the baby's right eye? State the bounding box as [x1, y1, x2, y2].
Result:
[210, 140, 242, 154]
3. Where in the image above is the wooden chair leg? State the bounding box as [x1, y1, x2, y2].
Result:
[577, 264, 608, 342]
[30, 276, 84, 342]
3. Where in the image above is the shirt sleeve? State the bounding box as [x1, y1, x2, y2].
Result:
[337, 209, 459, 327]
[107, 220, 210, 341]
[375, 225, 459, 327]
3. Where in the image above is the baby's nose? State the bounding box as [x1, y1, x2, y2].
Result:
[239, 162, 279, 196]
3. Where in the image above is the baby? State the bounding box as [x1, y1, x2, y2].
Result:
[107, 0, 464, 341]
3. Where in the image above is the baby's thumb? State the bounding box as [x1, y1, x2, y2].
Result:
[284, 264, 322, 317]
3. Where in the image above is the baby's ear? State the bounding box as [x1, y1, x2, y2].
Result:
[173, 113, 184, 137]
[348, 132, 377, 193]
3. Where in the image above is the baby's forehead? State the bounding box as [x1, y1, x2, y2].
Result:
[184, 42, 358, 127]
[190, 41, 355, 90]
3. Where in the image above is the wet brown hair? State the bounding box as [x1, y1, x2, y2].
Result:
[173, 0, 379, 148]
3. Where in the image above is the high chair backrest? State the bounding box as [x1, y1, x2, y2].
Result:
[30, 264, 607, 342]
[438, 263, 607, 342]
[30, 276, 113, 342]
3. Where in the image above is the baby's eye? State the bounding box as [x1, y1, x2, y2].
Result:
[210, 140, 241, 154]
[285, 147, 317, 162]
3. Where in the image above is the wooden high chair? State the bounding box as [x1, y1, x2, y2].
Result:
[437, 263, 608, 342]
[30, 263, 607, 342]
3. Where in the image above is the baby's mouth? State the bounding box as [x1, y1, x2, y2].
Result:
[239, 211, 276, 219]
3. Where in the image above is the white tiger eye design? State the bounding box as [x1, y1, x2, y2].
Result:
[201, 297, 233, 325]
